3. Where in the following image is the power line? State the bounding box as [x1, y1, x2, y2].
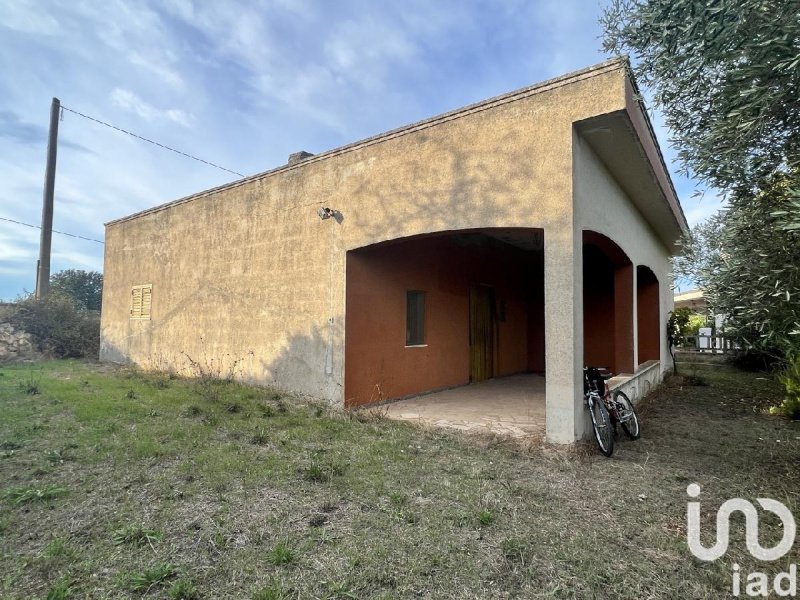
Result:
[0, 216, 104, 244]
[60, 105, 246, 178]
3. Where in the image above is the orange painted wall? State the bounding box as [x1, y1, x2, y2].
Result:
[345, 234, 543, 407]
[614, 264, 635, 373]
[637, 266, 660, 363]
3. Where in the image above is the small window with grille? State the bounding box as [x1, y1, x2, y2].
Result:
[130, 284, 152, 320]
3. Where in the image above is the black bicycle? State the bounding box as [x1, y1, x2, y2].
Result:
[584, 366, 640, 457]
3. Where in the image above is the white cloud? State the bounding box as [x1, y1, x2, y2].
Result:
[0, 0, 706, 301]
[0, 0, 61, 35]
[129, 52, 184, 89]
[110, 89, 193, 127]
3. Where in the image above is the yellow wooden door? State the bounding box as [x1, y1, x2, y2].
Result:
[470, 285, 495, 382]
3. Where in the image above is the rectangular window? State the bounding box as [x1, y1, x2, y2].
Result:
[130, 284, 152, 320]
[406, 290, 425, 346]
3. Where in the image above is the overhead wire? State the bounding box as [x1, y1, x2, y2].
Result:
[0, 216, 104, 244]
[60, 105, 245, 178]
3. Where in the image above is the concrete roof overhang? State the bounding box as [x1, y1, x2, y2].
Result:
[574, 76, 688, 253]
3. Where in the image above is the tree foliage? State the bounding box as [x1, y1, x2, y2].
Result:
[601, 0, 800, 191]
[667, 307, 693, 346]
[50, 269, 103, 311]
[603, 1, 800, 368]
[675, 172, 800, 358]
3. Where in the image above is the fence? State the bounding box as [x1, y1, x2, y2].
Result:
[681, 332, 737, 354]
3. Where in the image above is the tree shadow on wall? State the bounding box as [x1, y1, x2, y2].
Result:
[346, 123, 564, 244]
[255, 318, 345, 402]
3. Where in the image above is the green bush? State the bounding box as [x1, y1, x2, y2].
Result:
[771, 356, 800, 420]
[9, 293, 100, 359]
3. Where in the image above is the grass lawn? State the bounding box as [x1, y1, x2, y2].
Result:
[0, 360, 798, 599]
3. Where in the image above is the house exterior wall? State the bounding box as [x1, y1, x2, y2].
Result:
[102, 63, 626, 401]
[344, 234, 542, 407]
[572, 133, 674, 381]
[100, 59, 681, 444]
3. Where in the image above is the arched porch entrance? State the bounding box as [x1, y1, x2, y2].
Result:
[636, 265, 660, 364]
[582, 231, 634, 375]
[344, 228, 545, 409]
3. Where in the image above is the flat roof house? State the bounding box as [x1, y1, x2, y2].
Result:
[100, 58, 687, 444]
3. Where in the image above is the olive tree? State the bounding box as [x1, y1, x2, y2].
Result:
[675, 172, 800, 358]
[601, 0, 800, 191]
[602, 0, 800, 362]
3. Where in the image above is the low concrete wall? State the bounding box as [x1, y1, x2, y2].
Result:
[607, 360, 662, 405]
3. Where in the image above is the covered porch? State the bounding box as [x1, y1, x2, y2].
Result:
[381, 360, 662, 439]
[344, 227, 665, 442]
[383, 373, 546, 438]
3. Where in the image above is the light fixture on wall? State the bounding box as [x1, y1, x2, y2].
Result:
[317, 207, 336, 220]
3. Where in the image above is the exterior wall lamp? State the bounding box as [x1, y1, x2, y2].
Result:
[317, 207, 339, 220]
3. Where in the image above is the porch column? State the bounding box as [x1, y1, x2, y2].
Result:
[614, 264, 635, 373]
[544, 226, 584, 443]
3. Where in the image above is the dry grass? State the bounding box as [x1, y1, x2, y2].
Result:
[0, 360, 797, 599]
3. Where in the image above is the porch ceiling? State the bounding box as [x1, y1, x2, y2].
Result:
[575, 110, 687, 252]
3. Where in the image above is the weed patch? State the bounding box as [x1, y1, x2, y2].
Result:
[45, 578, 74, 600]
[112, 524, 161, 548]
[126, 562, 177, 592]
[169, 578, 199, 600]
[268, 542, 296, 566]
[3, 485, 66, 505]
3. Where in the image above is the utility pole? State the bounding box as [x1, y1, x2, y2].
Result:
[35, 97, 60, 299]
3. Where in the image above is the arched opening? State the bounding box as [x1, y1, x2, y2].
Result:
[636, 265, 660, 364]
[344, 228, 545, 407]
[582, 231, 634, 374]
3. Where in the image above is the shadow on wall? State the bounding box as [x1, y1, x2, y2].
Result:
[102, 319, 345, 403]
[256, 318, 344, 401]
[346, 127, 564, 244]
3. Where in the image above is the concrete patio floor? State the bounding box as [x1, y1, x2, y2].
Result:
[383, 373, 545, 438]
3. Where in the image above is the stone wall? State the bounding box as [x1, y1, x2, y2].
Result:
[0, 322, 36, 362]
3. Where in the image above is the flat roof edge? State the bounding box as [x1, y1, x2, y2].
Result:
[106, 57, 628, 227]
[622, 69, 688, 234]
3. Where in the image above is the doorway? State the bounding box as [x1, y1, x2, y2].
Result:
[470, 284, 496, 382]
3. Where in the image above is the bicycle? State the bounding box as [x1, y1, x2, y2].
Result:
[584, 366, 641, 457]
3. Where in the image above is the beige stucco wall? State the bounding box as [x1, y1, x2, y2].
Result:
[101, 60, 679, 443]
[573, 131, 675, 396]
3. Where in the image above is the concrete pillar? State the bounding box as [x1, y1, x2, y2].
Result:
[632, 265, 639, 367]
[544, 226, 584, 444]
[614, 264, 635, 373]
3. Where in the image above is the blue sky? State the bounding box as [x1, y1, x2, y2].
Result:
[0, 0, 719, 300]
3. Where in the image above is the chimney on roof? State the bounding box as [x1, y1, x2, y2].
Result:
[288, 151, 314, 165]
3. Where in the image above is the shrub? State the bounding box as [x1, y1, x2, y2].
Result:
[10, 292, 100, 359]
[729, 349, 785, 373]
[771, 356, 800, 420]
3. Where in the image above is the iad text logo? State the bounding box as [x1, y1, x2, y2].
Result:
[686, 484, 797, 597]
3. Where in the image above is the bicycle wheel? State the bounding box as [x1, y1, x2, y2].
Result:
[613, 390, 640, 440]
[587, 394, 614, 457]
